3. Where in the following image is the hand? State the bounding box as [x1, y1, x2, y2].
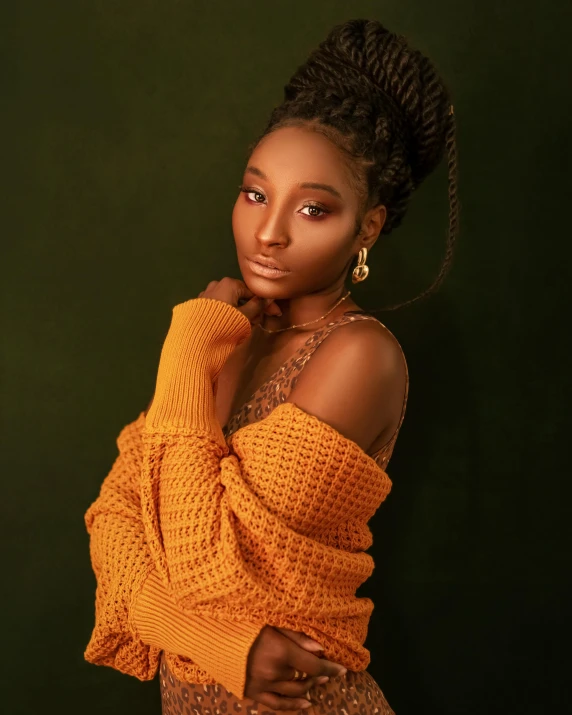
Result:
[197, 277, 282, 326]
[243, 625, 347, 710]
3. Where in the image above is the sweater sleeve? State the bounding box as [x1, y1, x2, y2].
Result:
[140, 298, 375, 618]
[84, 409, 263, 697]
[84, 414, 161, 681]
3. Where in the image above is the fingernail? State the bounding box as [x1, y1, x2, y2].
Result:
[316, 676, 329, 684]
[300, 701, 312, 708]
[338, 668, 347, 676]
[306, 642, 324, 652]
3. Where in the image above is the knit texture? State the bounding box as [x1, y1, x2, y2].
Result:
[140, 300, 393, 665]
[84, 297, 394, 699]
[84, 410, 263, 698]
[84, 414, 161, 679]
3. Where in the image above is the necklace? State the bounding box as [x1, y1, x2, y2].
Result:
[258, 290, 352, 333]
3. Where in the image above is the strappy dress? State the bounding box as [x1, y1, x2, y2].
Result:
[159, 310, 409, 715]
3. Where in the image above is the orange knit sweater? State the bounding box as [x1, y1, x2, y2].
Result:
[84, 297, 393, 699]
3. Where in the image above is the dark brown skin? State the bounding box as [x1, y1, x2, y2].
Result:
[244, 625, 347, 711]
[147, 126, 408, 709]
[232, 125, 385, 330]
[224, 125, 406, 453]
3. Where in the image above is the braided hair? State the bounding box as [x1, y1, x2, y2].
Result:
[246, 18, 459, 312]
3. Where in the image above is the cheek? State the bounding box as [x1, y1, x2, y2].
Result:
[231, 200, 244, 241]
[231, 198, 254, 235]
[292, 239, 350, 280]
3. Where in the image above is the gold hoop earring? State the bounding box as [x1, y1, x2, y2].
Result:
[352, 247, 369, 283]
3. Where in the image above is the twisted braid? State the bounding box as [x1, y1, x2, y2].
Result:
[247, 19, 460, 312]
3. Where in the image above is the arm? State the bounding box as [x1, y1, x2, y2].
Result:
[84, 413, 160, 680]
[83, 409, 263, 694]
[139, 297, 395, 620]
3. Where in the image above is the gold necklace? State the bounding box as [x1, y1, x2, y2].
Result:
[258, 290, 352, 333]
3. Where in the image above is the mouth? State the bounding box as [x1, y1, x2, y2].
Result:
[246, 258, 291, 279]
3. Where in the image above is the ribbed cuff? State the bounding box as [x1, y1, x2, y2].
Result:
[145, 298, 252, 443]
[131, 568, 263, 700]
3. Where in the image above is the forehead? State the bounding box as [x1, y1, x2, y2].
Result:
[249, 126, 354, 191]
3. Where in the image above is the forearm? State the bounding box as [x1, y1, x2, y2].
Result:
[131, 568, 263, 698]
[144, 297, 251, 444]
[84, 408, 261, 694]
[140, 299, 373, 611]
[141, 297, 253, 600]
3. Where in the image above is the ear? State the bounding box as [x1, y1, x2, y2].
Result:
[356, 204, 386, 251]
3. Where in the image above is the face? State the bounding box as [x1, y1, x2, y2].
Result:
[232, 125, 381, 300]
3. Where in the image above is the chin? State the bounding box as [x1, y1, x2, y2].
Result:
[243, 277, 279, 296]
[242, 276, 292, 301]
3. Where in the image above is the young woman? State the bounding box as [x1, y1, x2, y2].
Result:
[84, 17, 458, 715]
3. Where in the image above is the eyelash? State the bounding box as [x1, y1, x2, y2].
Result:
[238, 186, 331, 219]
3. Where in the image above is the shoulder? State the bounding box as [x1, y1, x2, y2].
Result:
[285, 317, 407, 452]
[306, 317, 405, 387]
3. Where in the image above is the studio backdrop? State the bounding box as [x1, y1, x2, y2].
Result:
[2, 1, 569, 713]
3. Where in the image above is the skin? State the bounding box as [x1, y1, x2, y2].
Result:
[232, 125, 386, 327]
[151, 125, 404, 710]
[198, 127, 400, 710]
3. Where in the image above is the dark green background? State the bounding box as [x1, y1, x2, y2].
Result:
[3, 1, 570, 713]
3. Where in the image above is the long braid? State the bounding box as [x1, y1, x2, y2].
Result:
[247, 19, 460, 312]
[380, 107, 459, 312]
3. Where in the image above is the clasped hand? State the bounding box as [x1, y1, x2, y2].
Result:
[244, 625, 347, 710]
[197, 277, 282, 324]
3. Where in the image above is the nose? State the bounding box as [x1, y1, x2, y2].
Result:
[254, 206, 290, 249]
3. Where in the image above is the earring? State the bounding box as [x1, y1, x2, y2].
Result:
[352, 247, 369, 283]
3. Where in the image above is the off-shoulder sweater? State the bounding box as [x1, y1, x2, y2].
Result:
[84, 297, 394, 699]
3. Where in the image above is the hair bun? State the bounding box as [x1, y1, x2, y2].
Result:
[252, 18, 458, 312]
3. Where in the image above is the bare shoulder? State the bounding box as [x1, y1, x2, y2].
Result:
[311, 317, 406, 384]
[286, 317, 407, 452]
[350, 316, 405, 370]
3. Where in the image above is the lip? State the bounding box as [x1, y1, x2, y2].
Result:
[251, 255, 288, 270]
[246, 258, 291, 279]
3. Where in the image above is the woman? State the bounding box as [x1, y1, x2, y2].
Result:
[84, 17, 458, 715]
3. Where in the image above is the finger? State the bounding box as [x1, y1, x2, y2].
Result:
[263, 300, 282, 317]
[284, 644, 347, 680]
[270, 677, 321, 697]
[239, 295, 268, 323]
[254, 690, 312, 711]
[275, 627, 324, 653]
[220, 276, 254, 303]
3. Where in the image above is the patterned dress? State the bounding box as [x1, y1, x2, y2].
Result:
[159, 310, 409, 715]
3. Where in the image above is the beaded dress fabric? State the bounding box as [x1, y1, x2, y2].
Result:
[159, 310, 409, 715]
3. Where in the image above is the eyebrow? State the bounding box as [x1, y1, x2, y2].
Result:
[245, 165, 343, 200]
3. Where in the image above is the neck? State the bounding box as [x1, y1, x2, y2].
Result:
[261, 285, 359, 333]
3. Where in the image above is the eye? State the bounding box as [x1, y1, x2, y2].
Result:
[238, 186, 331, 219]
[239, 187, 266, 203]
[250, 190, 266, 203]
[300, 203, 328, 218]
